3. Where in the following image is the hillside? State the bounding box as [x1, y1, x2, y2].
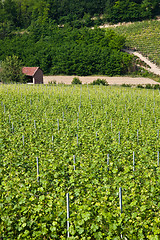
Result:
[0, 0, 160, 79]
[0, 0, 159, 33]
[112, 20, 160, 67]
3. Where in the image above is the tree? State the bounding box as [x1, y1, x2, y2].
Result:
[0, 55, 26, 83]
[3, 0, 17, 26]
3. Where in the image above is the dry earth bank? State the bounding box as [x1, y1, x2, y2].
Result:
[44, 76, 160, 85]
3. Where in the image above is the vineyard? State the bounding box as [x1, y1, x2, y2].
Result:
[112, 20, 160, 67]
[1, 84, 160, 239]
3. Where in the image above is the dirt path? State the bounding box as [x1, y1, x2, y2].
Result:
[123, 49, 160, 76]
[44, 75, 159, 85]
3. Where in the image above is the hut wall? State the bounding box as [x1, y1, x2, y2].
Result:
[34, 69, 43, 84]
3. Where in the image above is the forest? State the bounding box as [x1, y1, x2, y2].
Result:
[0, 0, 159, 77]
[0, 26, 133, 76]
[0, 0, 159, 30]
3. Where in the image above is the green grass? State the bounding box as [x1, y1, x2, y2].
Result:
[112, 20, 160, 67]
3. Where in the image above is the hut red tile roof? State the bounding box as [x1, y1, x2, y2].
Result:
[22, 67, 39, 76]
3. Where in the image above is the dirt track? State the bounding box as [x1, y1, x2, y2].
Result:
[44, 75, 159, 85]
[123, 50, 160, 76]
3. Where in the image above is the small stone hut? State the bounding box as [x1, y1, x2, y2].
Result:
[22, 67, 43, 84]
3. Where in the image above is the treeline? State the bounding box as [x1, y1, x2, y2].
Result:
[0, 25, 133, 76]
[1, 0, 158, 77]
[0, 0, 159, 33]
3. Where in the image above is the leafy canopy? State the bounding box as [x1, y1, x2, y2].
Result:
[0, 55, 26, 83]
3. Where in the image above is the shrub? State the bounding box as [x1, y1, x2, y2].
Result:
[153, 84, 160, 90]
[121, 84, 132, 88]
[0, 55, 26, 83]
[145, 84, 153, 89]
[48, 80, 56, 85]
[137, 84, 144, 89]
[71, 77, 82, 84]
[91, 79, 109, 86]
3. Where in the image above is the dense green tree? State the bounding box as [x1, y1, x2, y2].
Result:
[15, 0, 35, 28]
[0, 55, 25, 83]
[3, 0, 17, 25]
[0, 26, 134, 76]
[0, 0, 159, 30]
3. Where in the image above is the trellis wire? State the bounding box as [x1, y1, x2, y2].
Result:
[37, 157, 40, 182]
[66, 193, 70, 238]
[22, 135, 24, 145]
[119, 187, 122, 214]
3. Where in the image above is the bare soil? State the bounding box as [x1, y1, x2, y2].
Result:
[44, 75, 160, 85]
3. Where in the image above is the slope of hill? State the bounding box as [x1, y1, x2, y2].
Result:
[111, 20, 160, 67]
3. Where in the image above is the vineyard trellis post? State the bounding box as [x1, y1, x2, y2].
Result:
[57, 119, 59, 132]
[22, 135, 24, 145]
[37, 157, 40, 182]
[73, 155, 76, 171]
[12, 123, 14, 133]
[107, 154, 109, 171]
[66, 193, 70, 238]
[119, 187, 122, 214]
[133, 151, 135, 171]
